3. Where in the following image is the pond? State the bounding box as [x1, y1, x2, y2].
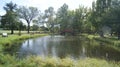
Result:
[13, 35, 120, 61]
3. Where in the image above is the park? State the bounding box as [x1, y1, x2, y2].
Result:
[0, 0, 120, 67]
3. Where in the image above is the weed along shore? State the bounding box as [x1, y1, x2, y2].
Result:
[0, 55, 120, 67]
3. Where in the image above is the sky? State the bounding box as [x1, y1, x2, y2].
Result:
[0, 0, 95, 16]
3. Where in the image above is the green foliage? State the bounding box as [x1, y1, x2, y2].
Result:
[90, 0, 120, 37]
[44, 7, 55, 33]
[1, 1, 18, 34]
[17, 6, 39, 33]
[1, 0, 120, 35]
[56, 3, 69, 31]
[56, 4, 93, 34]
[31, 25, 39, 31]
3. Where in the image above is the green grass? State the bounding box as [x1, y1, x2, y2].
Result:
[81, 34, 99, 39]
[0, 30, 46, 35]
[82, 34, 120, 48]
[0, 34, 48, 53]
[0, 30, 28, 34]
[0, 34, 48, 45]
[94, 37, 120, 47]
[0, 55, 119, 67]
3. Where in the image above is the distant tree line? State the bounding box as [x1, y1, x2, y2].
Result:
[0, 0, 120, 37]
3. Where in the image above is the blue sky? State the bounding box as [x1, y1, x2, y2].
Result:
[0, 0, 95, 15]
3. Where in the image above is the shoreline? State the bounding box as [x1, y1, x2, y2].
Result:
[82, 34, 120, 49]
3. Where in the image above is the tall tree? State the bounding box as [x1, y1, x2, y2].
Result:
[44, 7, 55, 33]
[1, 1, 17, 34]
[17, 6, 39, 33]
[56, 3, 69, 31]
[32, 12, 44, 26]
[90, 0, 112, 37]
[73, 6, 87, 33]
[108, 0, 120, 38]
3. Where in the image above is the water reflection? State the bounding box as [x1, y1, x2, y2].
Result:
[18, 35, 120, 61]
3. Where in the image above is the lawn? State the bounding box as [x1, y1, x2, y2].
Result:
[0, 30, 28, 34]
[0, 30, 44, 35]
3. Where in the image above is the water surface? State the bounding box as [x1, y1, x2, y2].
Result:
[17, 35, 120, 61]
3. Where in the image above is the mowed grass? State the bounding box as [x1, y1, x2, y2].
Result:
[0, 30, 28, 35]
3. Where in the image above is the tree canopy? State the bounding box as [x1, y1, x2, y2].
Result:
[17, 6, 39, 33]
[1, 0, 120, 37]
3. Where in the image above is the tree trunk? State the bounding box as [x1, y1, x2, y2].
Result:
[19, 27, 21, 36]
[19, 30, 21, 36]
[118, 31, 120, 40]
[99, 31, 104, 38]
[11, 25, 14, 34]
[27, 22, 30, 34]
[19, 23, 22, 36]
[11, 29, 14, 34]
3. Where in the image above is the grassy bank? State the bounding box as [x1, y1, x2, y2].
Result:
[0, 34, 48, 45]
[0, 34, 48, 52]
[82, 34, 120, 48]
[0, 55, 119, 67]
[94, 37, 120, 47]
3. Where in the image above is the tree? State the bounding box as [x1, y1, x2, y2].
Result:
[90, 0, 112, 37]
[107, 0, 120, 39]
[56, 4, 91, 35]
[17, 21, 24, 36]
[37, 13, 45, 27]
[44, 7, 55, 33]
[72, 6, 88, 33]
[89, 0, 120, 38]
[34, 12, 46, 28]
[17, 6, 39, 33]
[81, 8, 95, 34]
[56, 3, 69, 32]
[1, 1, 17, 34]
[31, 25, 39, 31]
